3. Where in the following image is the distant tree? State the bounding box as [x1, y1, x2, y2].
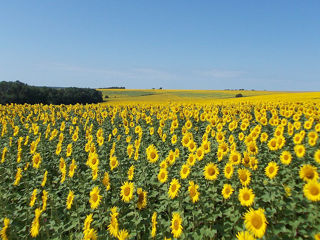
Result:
[0, 81, 103, 105]
[235, 93, 243, 98]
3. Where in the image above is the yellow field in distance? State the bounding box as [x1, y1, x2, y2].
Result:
[97, 89, 320, 104]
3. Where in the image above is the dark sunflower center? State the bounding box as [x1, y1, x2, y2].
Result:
[138, 193, 144, 202]
[92, 193, 98, 202]
[269, 167, 274, 174]
[124, 187, 130, 196]
[174, 219, 179, 230]
[208, 168, 215, 176]
[171, 184, 177, 192]
[310, 186, 319, 196]
[252, 215, 263, 229]
[240, 174, 247, 182]
[190, 187, 196, 197]
[306, 170, 314, 179]
[243, 192, 250, 201]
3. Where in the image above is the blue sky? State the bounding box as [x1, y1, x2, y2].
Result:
[0, 1, 319, 90]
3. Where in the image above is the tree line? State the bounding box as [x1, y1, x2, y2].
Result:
[0, 81, 103, 105]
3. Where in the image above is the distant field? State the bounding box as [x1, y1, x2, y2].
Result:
[97, 89, 291, 103]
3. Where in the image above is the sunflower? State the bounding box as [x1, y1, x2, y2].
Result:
[222, 184, 234, 199]
[247, 142, 258, 155]
[0, 218, 10, 240]
[110, 155, 119, 171]
[66, 143, 72, 157]
[239, 187, 255, 207]
[181, 134, 191, 147]
[188, 181, 200, 203]
[89, 186, 102, 209]
[303, 180, 320, 201]
[120, 181, 134, 202]
[127, 144, 134, 159]
[167, 150, 176, 165]
[68, 159, 77, 178]
[146, 145, 159, 163]
[168, 178, 181, 199]
[137, 188, 147, 210]
[280, 151, 292, 165]
[151, 212, 157, 238]
[202, 140, 211, 154]
[66, 190, 74, 210]
[294, 144, 305, 158]
[180, 164, 190, 179]
[32, 153, 42, 169]
[238, 168, 251, 186]
[229, 151, 241, 165]
[117, 229, 129, 240]
[242, 152, 251, 167]
[59, 157, 66, 173]
[260, 132, 268, 142]
[41, 170, 48, 187]
[315, 233, 320, 240]
[195, 147, 205, 161]
[13, 167, 22, 186]
[88, 153, 99, 169]
[41, 190, 48, 211]
[224, 162, 234, 179]
[300, 164, 318, 182]
[185, 120, 192, 129]
[108, 208, 119, 237]
[314, 149, 320, 164]
[204, 163, 219, 181]
[158, 168, 168, 183]
[128, 165, 135, 181]
[236, 231, 255, 240]
[149, 127, 154, 136]
[102, 171, 111, 191]
[171, 212, 183, 238]
[171, 134, 177, 145]
[244, 208, 267, 238]
[267, 138, 278, 151]
[188, 141, 197, 152]
[159, 160, 167, 169]
[265, 161, 278, 179]
[187, 153, 196, 166]
[29, 189, 37, 207]
[30, 217, 40, 237]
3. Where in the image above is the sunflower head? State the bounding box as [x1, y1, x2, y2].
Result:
[280, 151, 292, 165]
[137, 188, 147, 210]
[188, 181, 200, 203]
[222, 184, 234, 199]
[238, 168, 251, 186]
[180, 164, 190, 179]
[303, 180, 320, 202]
[120, 181, 134, 203]
[265, 161, 278, 179]
[204, 163, 219, 181]
[244, 208, 268, 238]
[158, 168, 168, 183]
[168, 178, 181, 199]
[171, 212, 183, 238]
[239, 187, 255, 207]
[300, 164, 318, 182]
[89, 186, 102, 209]
[224, 163, 234, 179]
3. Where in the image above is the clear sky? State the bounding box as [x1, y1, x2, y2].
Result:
[0, 1, 319, 90]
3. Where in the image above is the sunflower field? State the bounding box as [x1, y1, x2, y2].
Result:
[1, 96, 320, 239]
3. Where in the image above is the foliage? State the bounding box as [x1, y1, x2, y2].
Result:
[0, 81, 103, 105]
